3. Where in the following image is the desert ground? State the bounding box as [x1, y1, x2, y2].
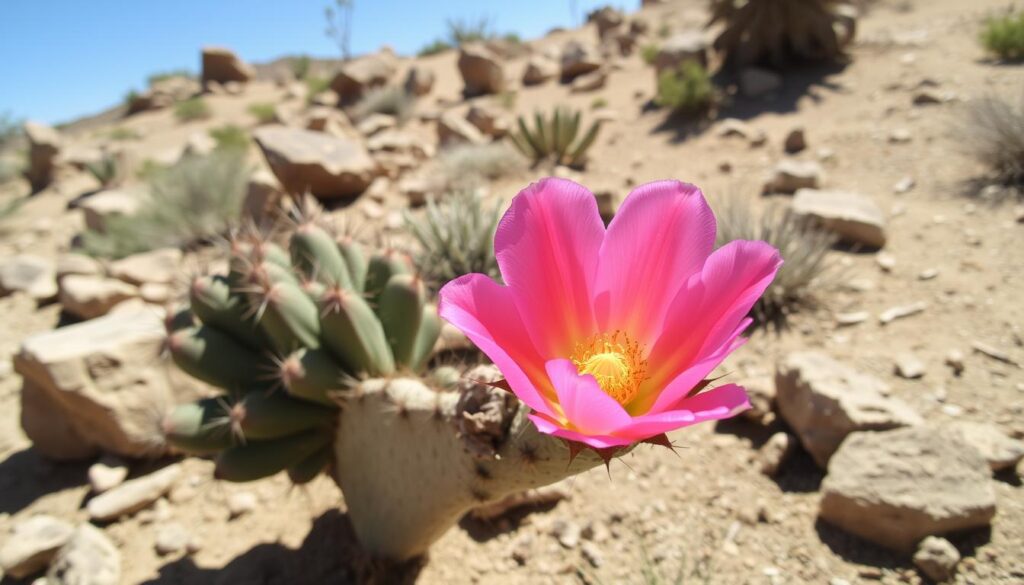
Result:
[0, 0, 1022, 584]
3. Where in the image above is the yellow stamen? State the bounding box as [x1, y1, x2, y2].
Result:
[570, 331, 649, 405]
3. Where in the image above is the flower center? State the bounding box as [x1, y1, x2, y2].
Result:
[571, 331, 648, 405]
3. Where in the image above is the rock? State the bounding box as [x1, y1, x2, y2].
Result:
[56, 254, 103, 280]
[783, 127, 807, 154]
[775, 351, 922, 467]
[58, 275, 138, 320]
[403, 65, 434, 96]
[47, 524, 120, 585]
[889, 128, 912, 144]
[947, 422, 1024, 472]
[894, 352, 926, 379]
[759, 432, 796, 477]
[23, 121, 61, 191]
[944, 350, 965, 375]
[791, 189, 887, 248]
[458, 43, 505, 96]
[242, 168, 284, 222]
[589, 6, 625, 40]
[740, 67, 782, 97]
[127, 76, 199, 115]
[15, 308, 181, 460]
[653, 31, 709, 74]
[913, 536, 960, 582]
[154, 522, 191, 555]
[571, 68, 607, 92]
[200, 46, 254, 86]
[893, 176, 916, 194]
[551, 520, 581, 549]
[253, 126, 378, 200]
[560, 40, 603, 80]
[740, 377, 775, 425]
[0, 516, 75, 579]
[181, 131, 216, 158]
[79, 189, 142, 233]
[437, 110, 487, 147]
[970, 341, 1017, 366]
[0, 255, 57, 301]
[330, 51, 396, 104]
[89, 455, 130, 494]
[717, 118, 767, 146]
[879, 301, 927, 325]
[522, 55, 559, 85]
[108, 248, 182, 286]
[819, 427, 995, 551]
[465, 105, 510, 138]
[762, 160, 824, 194]
[303, 106, 359, 139]
[356, 113, 397, 137]
[835, 311, 869, 326]
[228, 492, 258, 519]
[87, 464, 181, 521]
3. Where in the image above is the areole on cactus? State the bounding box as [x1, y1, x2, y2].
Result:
[162, 179, 781, 563]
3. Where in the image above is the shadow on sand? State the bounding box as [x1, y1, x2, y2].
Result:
[0, 447, 90, 516]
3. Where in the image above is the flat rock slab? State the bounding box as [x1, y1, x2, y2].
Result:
[108, 248, 182, 286]
[0, 515, 74, 579]
[87, 464, 181, 521]
[820, 426, 996, 552]
[58, 275, 139, 320]
[792, 189, 888, 249]
[775, 351, 922, 467]
[254, 126, 378, 200]
[0, 255, 57, 300]
[947, 421, 1024, 472]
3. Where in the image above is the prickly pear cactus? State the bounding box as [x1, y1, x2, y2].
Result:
[163, 218, 613, 562]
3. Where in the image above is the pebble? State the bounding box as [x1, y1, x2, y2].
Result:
[893, 176, 916, 194]
[0, 515, 74, 579]
[88, 456, 129, 494]
[154, 522, 191, 556]
[945, 350, 965, 375]
[551, 520, 581, 549]
[888, 128, 912, 144]
[836, 311, 869, 326]
[894, 353, 926, 379]
[913, 536, 960, 582]
[228, 491, 259, 519]
[87, 464, 181, 521]
[876, 253, 897, 272]
[879, 301, 928, 324]
[971, 341, 1018, 366]
[918, 268, 938, 280]
[581, 541, 604, 567]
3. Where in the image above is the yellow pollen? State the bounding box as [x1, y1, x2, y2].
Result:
[571, 331, 649, 405]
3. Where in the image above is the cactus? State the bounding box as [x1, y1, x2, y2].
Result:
[508, 106, 601, 169]
[163, 215, 625, 565]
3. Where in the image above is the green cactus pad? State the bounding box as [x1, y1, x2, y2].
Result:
[189, 275, 263, 350]
[280, 347, 349, 406]
[214, 428, 331, 482]
[337, 237, 368, 292]
[286, 445, 332, 484]
[377, 274, 426, 369]
[410, 304, 442, 372]
[320, 287, 396, 377]
[163, 398, 233, 455]
[256, 281, 322, 353]
[290, 223, 354, 289]
[365, 250, 412, 306]
[232, 391, 336, 440]
[168, 325, 269, 393]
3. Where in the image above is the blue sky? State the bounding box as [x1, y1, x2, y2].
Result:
[0, 0, 631, 125]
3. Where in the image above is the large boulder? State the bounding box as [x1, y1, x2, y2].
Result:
[0, 515, 74, 579]
[108, 248, 182, 286]
[560, 40, 603, 80]
[330, 51, 397, 104]
[242, 167, 284, 223]
[0, 255, 57, 301]
[466, 104, 510, 138]
[254, 125, 379, 200]
[14, 308, 192, 460]
[458, 43, 506, 97]
[403, 65, 435, 97]
[200, 46, 255, 86]
[58, 275, 138, 320]
[775, 351, 922, 467]
[79, 189, 142, 233]
[588, 6, 625, 40]
[303, 106, 360, 140]
[653, 31, 709, 74]
[23, 121, 61, 192]
[947, 421, 1024, 472]
[792, 189, 888, 249]
[820, 427, 997, 551]
[522, 55, 559, 86]
[437, 111, 487, 147]
[126, 76, 200, 115]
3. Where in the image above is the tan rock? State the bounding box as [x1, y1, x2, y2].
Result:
[437, 110, 487, 147]
[792, 189, 888, 249]
[59, 275, 138, 320]
[201, 46, 254, 85]
[762, 159, 824, 194]
[23, 121, 61, 191]
[0, 515, 74, 579]
[571, 69, 608, 92]
[466, 104, 510, 137]
[653, 31, 708, 74]
[87, 464, 182, 521]
[108, 248, 182, 286]
[47, 524, 120, 585]
[560, 40, 603, 80]
[254, 125, 379, 200]
[404, 65, 435, 96]
[0, 255, 57, 301]
[241, 168, 284, 222]
[458, 43, 506, 97]
[522, 55, 559, 85]
[947, 421, 1024, 472]
[79, 189, 142, 233]
[330, 51, 397, 104]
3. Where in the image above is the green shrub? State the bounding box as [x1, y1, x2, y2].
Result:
[82, 151, 250, 258]
[641, 44, 660, 65]
[0, 111, 21, 148]
[107, 127, 140, 141]
[403, 190, 503, 290]
[85, 153, 119, 188]
[591, 97, 608, 110]
[0, 155, 23, 185]
[438, 142, 525, 189]
[714, 197, 835, 327]
[175, 98, 211, 122]
[509, 107, 602, 168]
[305, 76, 331, 104]
[980, 12, 1024, 61]
[418, 39, 453, 57]
[209, 125, 250, 152]
[291, 55, 312, 79]
[655, 62, 715, 116]
[247, 102, 278, 124]
[497, 90, 517, 111]
[964, 92, 1024, 187]
[350, 86, 415, 123]
[447, 17, 493, 45]
[136, 158, 167, 181]
[148, 69, 193, 86]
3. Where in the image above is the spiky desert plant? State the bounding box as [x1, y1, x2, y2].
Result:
[508, 107, 602, 169]
[208, 124, 251, 153]
[247, 102, 278, 125]
[963, 92, 1024, 188]
[85, 152, 120, 188]
[655, 62, 716, 116]
[403, 190, 502, 290]
[437, 141, 525, 189]
[163, 215, 618, 565]
[81, 150, 249, 258]
[350, 86, 415, 123]
[174, 97, 212, 122]
[981, 11, 1024, 61]
[714, 196, 835, 326]
[709, 0, 857, 68]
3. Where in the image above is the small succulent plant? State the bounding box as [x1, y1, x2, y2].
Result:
[508, 107, 601, 168]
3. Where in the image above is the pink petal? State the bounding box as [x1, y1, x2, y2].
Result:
[614, 384, 751, 440]
[438, 274, 556, 417]
[494, 178, 605, 358]
[528, 412, 633, 449]
[546, 359, 632, 435]
[632, 240, 781, 414]
[593, 181, 716, 345]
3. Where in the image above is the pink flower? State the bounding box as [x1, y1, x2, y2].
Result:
[438, 179, 782, 450]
